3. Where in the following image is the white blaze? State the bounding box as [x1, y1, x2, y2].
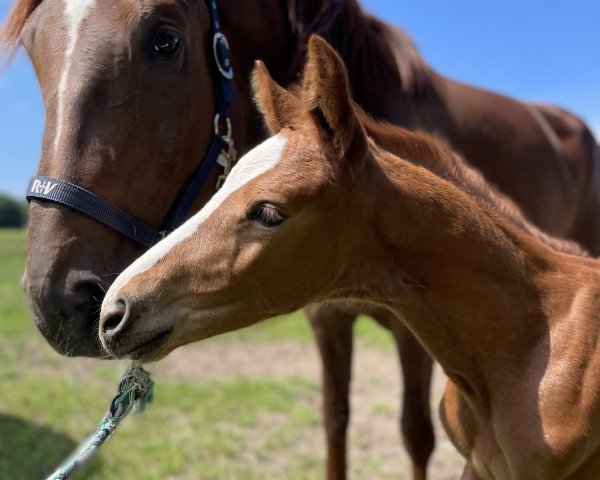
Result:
[54, 0, 97, 155]
[102, 134, 289, 309]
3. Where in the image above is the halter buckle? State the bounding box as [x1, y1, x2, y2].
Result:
[212, 32, 234, 80]
[216, 137, 237, 190]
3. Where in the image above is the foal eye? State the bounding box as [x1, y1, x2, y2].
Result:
[247, 203, 287, 228]
[152, 30, 182, 56]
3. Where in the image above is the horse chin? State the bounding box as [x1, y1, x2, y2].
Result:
[24, 276, 129, 358]
[127, 342, 173, 364]
[27, 296, 106, 358]
[103, 327, 175, 363]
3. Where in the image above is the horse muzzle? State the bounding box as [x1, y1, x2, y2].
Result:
[100, 294, 174, 362]
[22, 269, 108, 357]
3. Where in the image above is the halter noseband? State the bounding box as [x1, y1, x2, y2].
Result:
[26, 0, 235, 249]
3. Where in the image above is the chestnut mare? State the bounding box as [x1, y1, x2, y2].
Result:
[99, 37, 600, 479]
[3, 1, 599, 479]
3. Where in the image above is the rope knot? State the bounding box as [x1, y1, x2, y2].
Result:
[47, 364, 154, 480]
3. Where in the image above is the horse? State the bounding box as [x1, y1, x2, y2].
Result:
[2, 1, 599, 478]
[99, 36, 600, 479]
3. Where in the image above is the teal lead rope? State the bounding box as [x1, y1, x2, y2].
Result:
[46, 364, 155, 480]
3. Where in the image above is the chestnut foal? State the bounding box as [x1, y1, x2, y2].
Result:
[6, 2, 599, 478]
[100, 37, 600, 479]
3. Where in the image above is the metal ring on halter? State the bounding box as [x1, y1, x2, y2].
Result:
[214, 113, 232, 139]
[212, 32, 234, 80]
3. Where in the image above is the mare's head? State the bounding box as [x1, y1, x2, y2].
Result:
[98, 36, 373, 361]
[2, 0, 234, 356]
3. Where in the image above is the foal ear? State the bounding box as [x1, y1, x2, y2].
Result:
[252, 60, 303, 134]
[301, 35, 367, 163]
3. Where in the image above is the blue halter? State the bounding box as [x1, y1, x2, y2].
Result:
[26, 0, 234, 249]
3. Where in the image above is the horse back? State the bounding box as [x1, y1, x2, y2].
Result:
[531, 104, 600, 254]
[362, 22, 599, 252]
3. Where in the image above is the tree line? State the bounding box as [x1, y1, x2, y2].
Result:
[0, 194, 28, 228]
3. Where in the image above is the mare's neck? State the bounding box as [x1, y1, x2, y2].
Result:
[219, 0, 295, 154]
[358, 148, 599, 413]
[220, 0, 431, 153]
[307, 1, 428, 120]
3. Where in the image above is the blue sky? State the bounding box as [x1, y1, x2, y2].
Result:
[1, 0, 599, 198]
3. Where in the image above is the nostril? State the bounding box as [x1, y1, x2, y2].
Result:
[102, 299, 128, 336]
[72, 280, 106, 314]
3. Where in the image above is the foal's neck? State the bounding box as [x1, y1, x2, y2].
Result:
[361, 146, 599, 412]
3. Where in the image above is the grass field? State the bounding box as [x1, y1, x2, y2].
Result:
[0, 229, 462, 479]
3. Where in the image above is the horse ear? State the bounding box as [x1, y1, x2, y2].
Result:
[301, 35, 367, 163]
[251, 60, 303, 134]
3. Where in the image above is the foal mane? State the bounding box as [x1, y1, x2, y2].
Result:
[0, 0, 42, 50]
[357, 109, 589, 257]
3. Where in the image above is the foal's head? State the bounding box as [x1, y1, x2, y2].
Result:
[99, 36, 375, 361]
[3, 0, 223, 355]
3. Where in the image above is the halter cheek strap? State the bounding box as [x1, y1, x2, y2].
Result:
[26, 0, 234, 249]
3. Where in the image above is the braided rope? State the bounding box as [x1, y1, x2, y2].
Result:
[46, 365, 154, 480]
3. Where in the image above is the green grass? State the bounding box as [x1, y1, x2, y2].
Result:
[0, 229, 30, 339]
[218, 311, 395, 351]
[0, 228, 399, 479]
[2, 368, 320, 479]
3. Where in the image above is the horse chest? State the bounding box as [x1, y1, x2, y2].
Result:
[441, 375, 600, 479]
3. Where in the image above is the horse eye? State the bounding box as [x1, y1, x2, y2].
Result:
[153, 30, 182, 56]
[247, 203, 286, 228]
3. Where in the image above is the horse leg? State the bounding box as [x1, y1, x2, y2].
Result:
[391, 320, 435, 480]
[306, 303, 356, 480]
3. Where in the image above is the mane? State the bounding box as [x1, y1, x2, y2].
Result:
[356, 108, 589, 257]
[0, 0, 42, 52]
[4, 0, 430, 99]
[287, 0, 430, 109]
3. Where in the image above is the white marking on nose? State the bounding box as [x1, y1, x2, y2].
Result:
[102, 134, 289, 309]
[54, 0, 97, 156]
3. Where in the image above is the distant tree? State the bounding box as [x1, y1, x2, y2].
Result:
[0, 194, 28, 228]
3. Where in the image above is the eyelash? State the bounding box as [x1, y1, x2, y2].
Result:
[247, 203, 286, 228]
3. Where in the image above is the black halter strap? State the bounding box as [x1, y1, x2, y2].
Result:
[26, 0, 234, 249]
